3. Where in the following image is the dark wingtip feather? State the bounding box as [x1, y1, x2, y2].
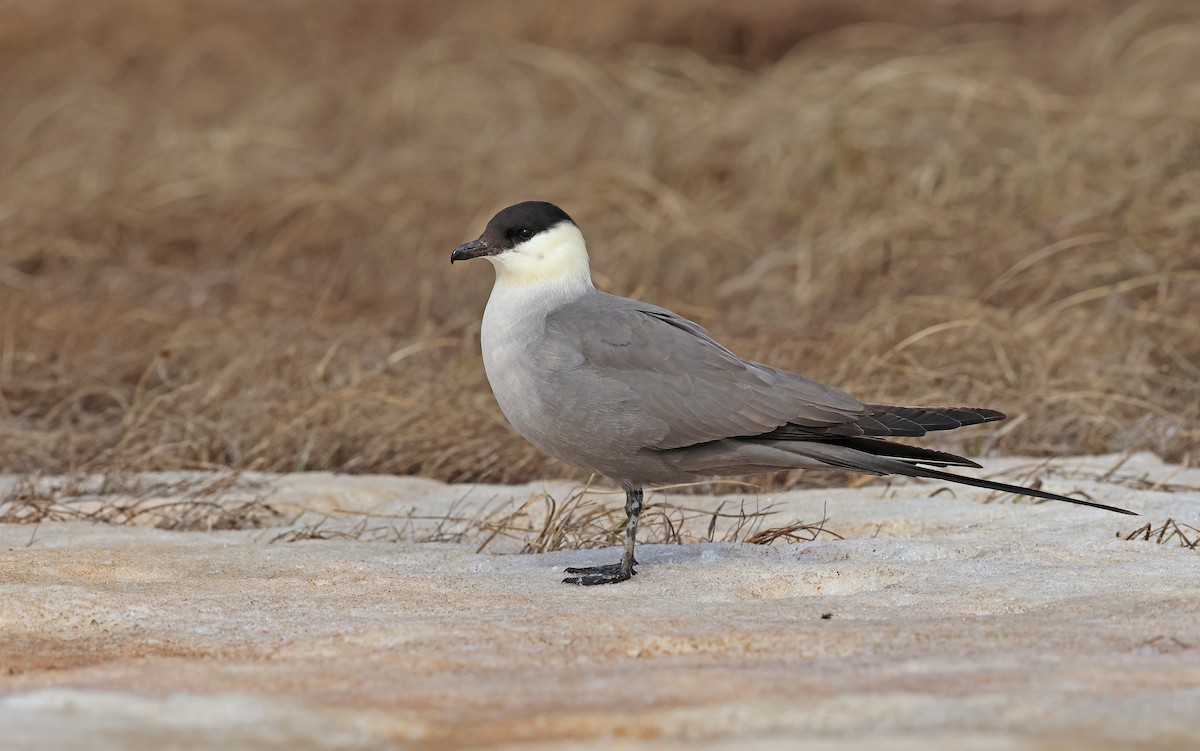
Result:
[867, 405, 1008, 434]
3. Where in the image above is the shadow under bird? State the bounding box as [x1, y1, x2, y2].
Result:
[451, 201, 1136, 586]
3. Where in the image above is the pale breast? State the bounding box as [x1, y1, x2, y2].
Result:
[480, 289, 560, 453]
[479, 286, 639, 478]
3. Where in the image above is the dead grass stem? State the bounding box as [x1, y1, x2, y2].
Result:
[273, 484, 842, 553]
[1120, 519, 1200, 550]
[0, 472, 278, 530]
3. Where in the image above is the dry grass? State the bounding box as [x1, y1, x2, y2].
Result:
[0, 472, 277, 529]
[1120, 518, 1200, 550]
[271, 482, 842, 552]
[2, 0, 1199, 487]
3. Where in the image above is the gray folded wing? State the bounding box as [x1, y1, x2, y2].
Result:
[544, 293, 871, 450]
[544, 292, 1007, 453]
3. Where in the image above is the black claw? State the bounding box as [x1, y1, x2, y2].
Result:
[562, 561, 637, 585]
[563, 569, 635, 586]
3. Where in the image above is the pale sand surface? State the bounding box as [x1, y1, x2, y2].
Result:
[1, 453, 1198, 750]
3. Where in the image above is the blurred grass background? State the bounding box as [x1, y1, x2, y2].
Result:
[1, 0, 1198, 485]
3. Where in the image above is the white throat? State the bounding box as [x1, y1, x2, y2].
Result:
[486, 222, 594, 298]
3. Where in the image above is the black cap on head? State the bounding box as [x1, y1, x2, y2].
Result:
[451, 201, 575, 263]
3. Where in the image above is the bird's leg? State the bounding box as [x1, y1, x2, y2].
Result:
[562, 488, 643, 585]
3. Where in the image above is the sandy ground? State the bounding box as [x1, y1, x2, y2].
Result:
[2, 453, 1198, 750]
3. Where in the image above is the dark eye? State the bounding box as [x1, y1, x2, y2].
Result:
[518, 228, 534, 241]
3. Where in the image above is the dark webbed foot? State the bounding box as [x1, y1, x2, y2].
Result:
[561, 488, 644, 587]
[562, 562, 636, 586]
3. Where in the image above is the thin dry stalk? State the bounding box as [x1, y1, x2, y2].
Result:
[275, 485, 843, 553]
[0, 473, 278, 530]
[1120, 519, 1200, 550]
[269, 515, 408, 544]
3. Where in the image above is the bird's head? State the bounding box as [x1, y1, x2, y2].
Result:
[451, 201, 592, 289]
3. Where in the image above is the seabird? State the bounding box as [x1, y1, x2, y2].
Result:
[451, 201, 1135, 585]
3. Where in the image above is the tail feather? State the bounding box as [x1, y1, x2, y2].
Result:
[760, 440, 1136, 516]
[889, 463, 1137, 515]
[835, 436, 983, 469]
